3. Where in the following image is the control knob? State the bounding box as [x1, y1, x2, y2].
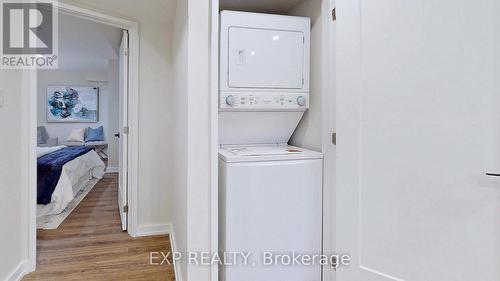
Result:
[297, 96, 306, 106]
[225, 95, 236, 106]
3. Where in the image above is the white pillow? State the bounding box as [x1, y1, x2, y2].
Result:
[66, 128, 86, 143]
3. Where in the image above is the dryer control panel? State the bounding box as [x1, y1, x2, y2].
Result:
[220, 93, 309, 111]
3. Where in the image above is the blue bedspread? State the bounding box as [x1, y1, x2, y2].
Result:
[37, 146, 92, 205]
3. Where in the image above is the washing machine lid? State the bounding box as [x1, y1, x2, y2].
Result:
[219, 145, 323, 163]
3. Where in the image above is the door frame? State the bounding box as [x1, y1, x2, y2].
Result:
[210, 1, 220, 281]
[118, 29, 130, 231]
[27, 2, 140, 274]
[321, 0, 337, 280]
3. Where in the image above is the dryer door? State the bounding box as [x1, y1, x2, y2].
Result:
[227, 27, 305, 89]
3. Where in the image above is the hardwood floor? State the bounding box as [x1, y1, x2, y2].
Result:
[24, 173, 175, 281]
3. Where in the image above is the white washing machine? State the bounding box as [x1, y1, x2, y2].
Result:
[219, 145, 323, 281]
[218, 11, 322, 281]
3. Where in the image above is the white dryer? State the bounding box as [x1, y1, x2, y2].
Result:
[219, 145, 323, 281]
[219, 11, 311, 146]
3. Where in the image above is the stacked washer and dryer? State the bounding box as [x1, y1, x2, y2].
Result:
[218, 11, 323, 281]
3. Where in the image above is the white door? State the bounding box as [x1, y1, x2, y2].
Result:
[118, 30, 129, 231]
[336, 0, 500, 280]
[228, 27, 305, 89]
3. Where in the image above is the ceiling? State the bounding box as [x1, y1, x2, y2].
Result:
[60, 0, 177, 23]
[61, 0, 305, 24]
[220, 0, 305, 14]
[57, 13, 122, 71]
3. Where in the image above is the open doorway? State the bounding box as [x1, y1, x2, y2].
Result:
[34, 13, 125, 229]
[25, 7, 141, 278]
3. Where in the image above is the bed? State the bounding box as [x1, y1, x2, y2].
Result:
[37, 145, 105, 217]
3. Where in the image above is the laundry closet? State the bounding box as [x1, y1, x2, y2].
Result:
[215, 1, 335, 280]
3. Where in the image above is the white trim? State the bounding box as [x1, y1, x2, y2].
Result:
[25, 69, 37, 278]
[321, 0, 337, 280]
[169, 224, 183, 281]
[127, 21, 140, 238]
[106, 166, 119, 173]
[6, 260, 30, 281]
[210, 1, 220, 281]
[57, 3, 137, 29]
[135, 223, 172, 237]
[26, 3, 141, 276]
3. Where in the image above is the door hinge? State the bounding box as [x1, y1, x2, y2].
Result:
[332, 8, 336, 22]
[332, 132, 337, 145]
[123, 126, 129, 135]
[123, 48, 129, 57]
[123, 205, 129, 213]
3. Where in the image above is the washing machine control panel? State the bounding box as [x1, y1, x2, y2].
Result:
[220, 93, 309, 111]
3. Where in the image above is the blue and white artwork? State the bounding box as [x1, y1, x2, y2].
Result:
[47, 86, 99, 122]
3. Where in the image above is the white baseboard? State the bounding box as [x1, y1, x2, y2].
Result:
[106, 166, 119, 173]
[6, 260, 31, 281]
[135, 223, 172, 237]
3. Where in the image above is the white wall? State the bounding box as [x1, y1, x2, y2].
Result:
[491, 2, 500, 171]
[186, 0, 212, 279]
[289, 0, 323, 152]
[36, 67, 120, 167]
[170, 0, 212, 280]
[0, 70, 27, 280]
[59, 0, 175, 232]
[136, 21, 174, 228]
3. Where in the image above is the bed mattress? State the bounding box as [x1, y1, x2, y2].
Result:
[37, 147, 105, 217]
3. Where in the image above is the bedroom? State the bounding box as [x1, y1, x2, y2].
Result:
[29, 9, 168, 278]
[35, 13, 121, 229]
